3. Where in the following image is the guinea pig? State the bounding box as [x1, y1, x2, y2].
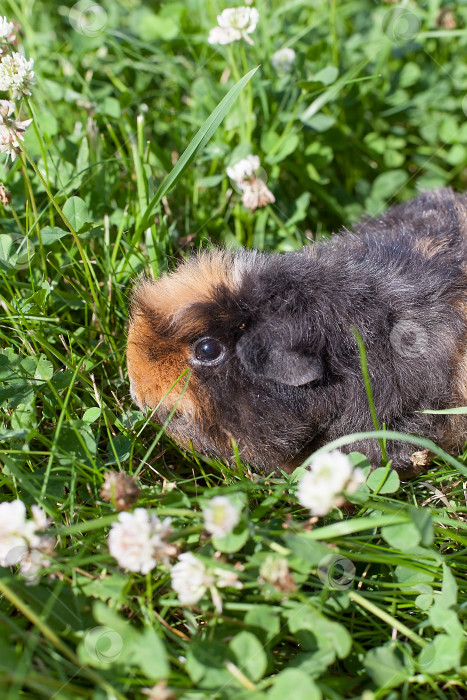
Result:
[127, 187, 467, 477]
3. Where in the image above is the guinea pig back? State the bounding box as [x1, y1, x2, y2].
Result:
[127, 187, 467, 476]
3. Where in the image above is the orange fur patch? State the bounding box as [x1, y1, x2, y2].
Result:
[127, 250, 254, 422]
[133, 250, 247, 322]
[127, 314, 192, 410]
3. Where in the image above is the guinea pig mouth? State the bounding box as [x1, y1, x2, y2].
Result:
[156, 406, 235, 460]
[156, 406, 193, 436]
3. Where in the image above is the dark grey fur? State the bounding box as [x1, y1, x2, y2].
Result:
[132, 188, 467, 475]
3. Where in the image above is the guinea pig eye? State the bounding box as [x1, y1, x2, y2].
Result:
[192, 337, 225, 365]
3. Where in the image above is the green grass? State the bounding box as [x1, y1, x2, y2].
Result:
[0, 0, 467, 698]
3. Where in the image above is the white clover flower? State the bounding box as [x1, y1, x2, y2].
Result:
[0, 120, 30, 161]
[0, 499, 30, 566]
[210, 586, 223, 613]
[0, 51, 35, 99]
[208, 7, 259, 46]
[0, 181, 11, 204]
[226, 155, 275, 211]
[0, 499, 55, 583]
[226, 154, 260, 183]
[259, 555, 297, 593]
[25, 504, 52, 545]
[171, 552, 214, 605]
[213, 567, 243, 590]
[297, 450, 363, 517]
[142, 681, 175, 700]
[0, 99, 32, 161]
[171, 553, 243, 611]
[208, 26, 241, 46]
[0, 98, 14, 119]
[271, 47, 296, 73]
[108, 508, 176, 574]
[218, 7, 259, 33]
[297, 474, 335, 517]
[19, 548, 52, 586]
[0, 17, 15, 44]
[241, 179, 275, 211]
[23, 507, 54, 585]
[212, 568, 242, 612]
[30, 504, 50, 530]
[203, 496, 240, 538]
[345, 467, 366, 495]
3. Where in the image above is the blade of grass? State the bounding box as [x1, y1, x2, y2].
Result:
[135, 66, 260, 236]
[419, 407, 467, 414]
[352, 327, 388, 463]
[348, 591, 427, 647]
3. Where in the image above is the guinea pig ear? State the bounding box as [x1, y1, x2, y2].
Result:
[236, 333, 323, 387]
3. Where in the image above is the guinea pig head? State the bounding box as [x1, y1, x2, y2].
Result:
[126, 250, 326, 472]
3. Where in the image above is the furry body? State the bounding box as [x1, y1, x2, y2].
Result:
[127, 188, 467, 475]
